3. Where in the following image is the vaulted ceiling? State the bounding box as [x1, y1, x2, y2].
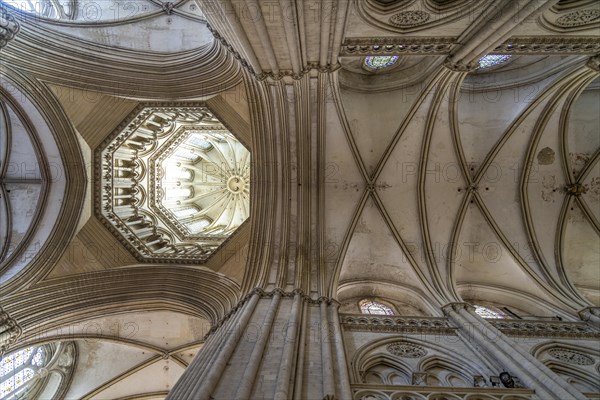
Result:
[0, 0, 599, 397]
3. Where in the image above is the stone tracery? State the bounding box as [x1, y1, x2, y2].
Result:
[97, 105, 250, 263]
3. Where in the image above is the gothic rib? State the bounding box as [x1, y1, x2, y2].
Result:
[519, 68, 597, 308]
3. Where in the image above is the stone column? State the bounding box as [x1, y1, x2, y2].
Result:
[167, 289, 352, 400]
[0, 306, 21, 357]
[443, 303, 586, 400]
[579, 307, 600, 328]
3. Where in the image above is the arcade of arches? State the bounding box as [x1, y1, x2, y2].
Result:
[0, 0, 599, 399]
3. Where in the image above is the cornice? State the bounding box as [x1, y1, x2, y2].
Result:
[340, 313, 457, 336]
[340, 309, 600, 339]
[350, 384, 535, 398]
[492, 36, 600, 54]
[340, 36, 600, 57]
[340, 36, 455, 56]
[488, 319, 600, 339]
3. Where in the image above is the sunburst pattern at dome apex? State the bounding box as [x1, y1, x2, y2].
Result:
[153, 130, 250, 238]
[97, 106, 250, 264]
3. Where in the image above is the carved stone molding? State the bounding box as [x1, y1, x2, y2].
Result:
[586, 55, 600, 71]
[206, 24, 254, 74]
[0, 306, 22, 356]
[565, 182, 588, 196]
[96, 104, 250, 264]
[492, 36, 600, 54]
[350, 384, 535, 400]
[411, 372, 428, 385]
[579, 306, 600, 319]
[555, 9, 600, 27]
[386, 342, 427, 358]
[441, 302, 474, 315]
[340, 314, 457, 335]
[489, 319, 600, 339]
[547, 348, 595, 365]
[443, 58, 479, 72]
[0, 8, 20, 49]
[389, 10, 431, 28]
[341, 37, 455, 56]
[341, 36, 600, 57]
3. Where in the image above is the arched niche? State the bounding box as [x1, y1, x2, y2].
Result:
[457, 284, 577, 320]
[531, 342, 600, 394]
[350, 336, 491, 387]
[338, 281, 440, 317]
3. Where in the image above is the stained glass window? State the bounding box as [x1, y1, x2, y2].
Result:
[173, 206, 199, 219]
[188, 134, 213, 151]
[165, 165, 193, 181]
[364, 56, 399, 70]
[477, 55, 512, 70]
[173, 148, 201, 162]
[0, 346, 47, 399]
[186, 218, 211, 233]
[360, 299, 394, 315]
[166, 187, 192, 200]
[474, 305, 507, 319]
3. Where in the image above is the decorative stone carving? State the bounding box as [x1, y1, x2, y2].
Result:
[555, 10, 600, 28]
[341, 314, 456, 335]
[386, 342, 427, 358]
[389, 10, 431, 28]
[489, 319, 600, 338]
[0, 306, 22, 356]
[548, 348, 595, 365]
[342, 37, 600, 57]
[0, 8, 20, 49]
[162, 2, 175, 14]
[57, 342, 76, 369]
[492, 37, 600, 54]
[565, 182, 587, 196]
[587, 55, 600, 71]
[474, 375, 487, 387]
[443, 58, 479, 72]
[490, 372, 524, 388]
[354, 388, 535, 399]
[411, 372, 428, 385]
[342, 37, 454, 56]
[97, 105, 250, 264]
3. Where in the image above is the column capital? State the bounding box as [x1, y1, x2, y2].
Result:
[441, 302, 474, 315]
[0, 8, 20, 49]
[443, 57, 479, 72]
[586, 55, 600, 72]
[579, 306, 600, 320]
[0, 306, 22, 357]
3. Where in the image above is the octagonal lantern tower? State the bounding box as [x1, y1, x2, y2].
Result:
[96, 105, 250, 263]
